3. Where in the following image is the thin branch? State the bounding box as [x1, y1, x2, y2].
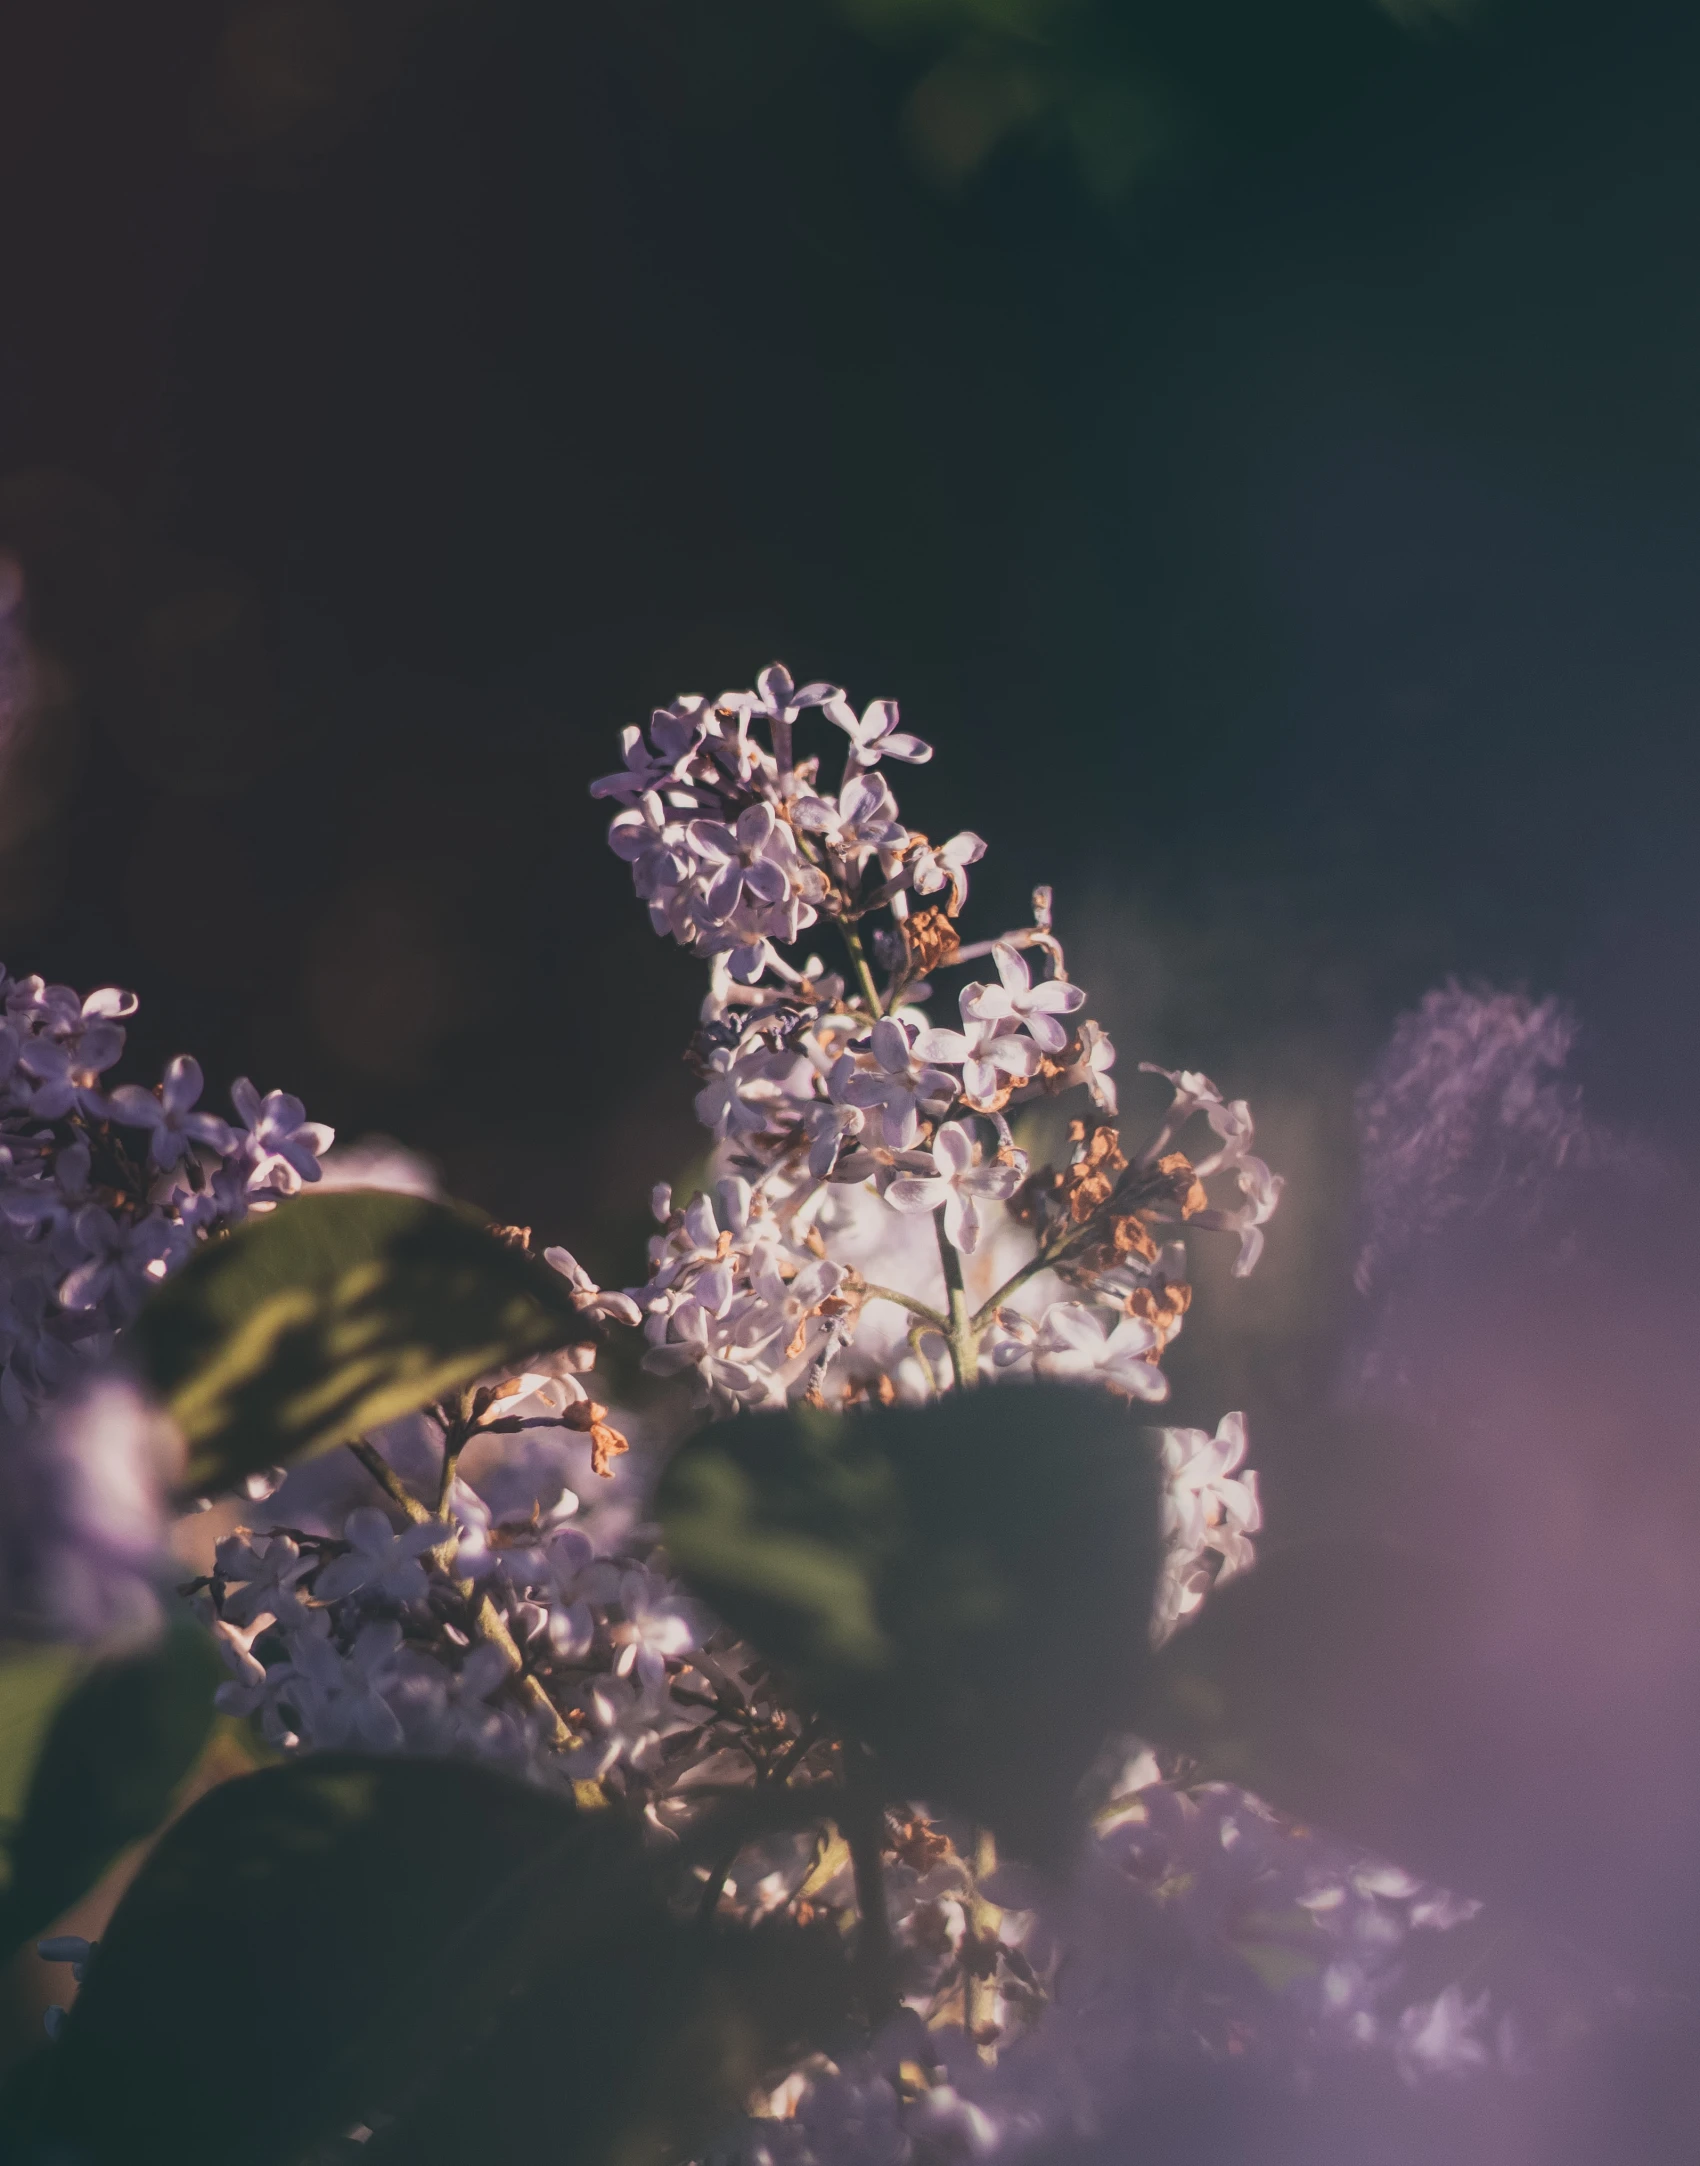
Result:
[933, 1215, 978, 1388]
[969, 1225, 1086, 1334]
[859, 1282, 948, 1331]
[348, 1436, 575, 1751]
[842, 1776, 898, 2023]
[907, 1320, 949, 1393]
[347, 1439, 430, 1524]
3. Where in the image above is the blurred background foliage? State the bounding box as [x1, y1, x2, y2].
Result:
[2, 0, 1700, 1455]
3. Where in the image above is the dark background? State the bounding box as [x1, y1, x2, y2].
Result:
[8, 0, 1700, 1489]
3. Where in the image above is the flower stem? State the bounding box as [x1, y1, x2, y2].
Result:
[844, 1766, 898, 2023]
[346, 1438, 576, 1752]
[969, 1226, 1084, 1334]
[963, 1826, 1001, 2060]
[859, 1282, 948, 1331]
[348, 1438, 428, 1523]
[933, 1216, 978, 1388]
[839, 916, 883, 1017]
[790, 818, 883, 1016]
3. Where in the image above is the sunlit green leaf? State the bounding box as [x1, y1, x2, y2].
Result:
[130, 1190, 583, 1492]
[0, 1621, 221, 1960]
[658, 1382, 1164, 1857]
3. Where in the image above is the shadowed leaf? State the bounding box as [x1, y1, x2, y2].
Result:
[0, 1621, 221, 1961]
[0, 1754, 849, 2166]
[658, 1382, 1164, 1858]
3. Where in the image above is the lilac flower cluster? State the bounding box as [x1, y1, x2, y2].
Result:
[9, 678, 1585, 2157]
[0, 965, 333, 1639]
[599, 665, 1281, 1639]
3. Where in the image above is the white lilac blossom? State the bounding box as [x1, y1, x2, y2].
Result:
[594, 667, 1280, 1463]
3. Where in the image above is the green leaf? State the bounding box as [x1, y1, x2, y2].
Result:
[0, 1620, 221, 1959]
[367, 1906, 851, 2166]
[0, 1754, 849, 2166]
[130, 1190, 583, 1492]
[658, 1381, 1164, 1857]
[0, 1643, 86, 1847]
[0, 1755, 595, 2166]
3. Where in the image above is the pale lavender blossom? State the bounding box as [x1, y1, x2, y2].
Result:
[230, 1078, 335, 1192]
[312, 1507, 449, 1605]
[885, 1122, 1026, 1255]
[793, 771, 909, 868]
[961, 943, 1085, 1054]
[1019, 1301, 1168, 1398]
[105, 1056, 239, 1170]
[907, 829, 986, 914]
[831, 1018, 959, 1148]
[824, 692, 934, 768]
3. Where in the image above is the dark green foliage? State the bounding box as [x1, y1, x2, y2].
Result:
[365, 1899, 851, 2166]
[659, 1381, 1165, 1858]
[0, 1754, 850, 2166]
[130, 1191, 584, 1492]
[0, 1621, 222, 1960]
[0, 1755, 597, 2166]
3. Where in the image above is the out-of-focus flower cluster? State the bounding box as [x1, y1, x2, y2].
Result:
[0, 965, 334, 1640]
[717, 1779, 1543, 2166]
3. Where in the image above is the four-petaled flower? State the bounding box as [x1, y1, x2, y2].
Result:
[232, 1079, 334, 1193]
[961, 944, 1085, 1054]
[105, 1056, 239, 1169]
[1157, 1411, 1261, 1577]
[824, 693, 933, 768]
[312, 1507, 450, 1605]
[793, 772, 908, 871]
[885, 1122, 1026, 1254]
[687, 804, 801, 925]
[831, 1018, 958, 1148]
[1018, 1301, 1169, 1399]
[908, 831, 985, 914]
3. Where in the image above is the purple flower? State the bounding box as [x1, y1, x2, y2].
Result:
[588, 698, 712, 805]
[884, 1122, 1025, 1254]
[907, 830, 986, 914]
[824, 693, 933, 768]
[231, 1078, 334, 1194]
[312, 1507, 448, 1605]
[685, 804, 797, 924]
[105, 1056, 239, 1170]
[0, 1377, 173, 1644]
[831, 1018, 959, 1148]
[1188, 1155, 1283, 1276]
[608, 791, 697, 901]
[59, 1208, 183, 1322]
[912, 1010, 1043, 1106]
[1024, 1300, 1168, 1398]
[961, 943, 1085, 1055]
[792, 771, 908, 871]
